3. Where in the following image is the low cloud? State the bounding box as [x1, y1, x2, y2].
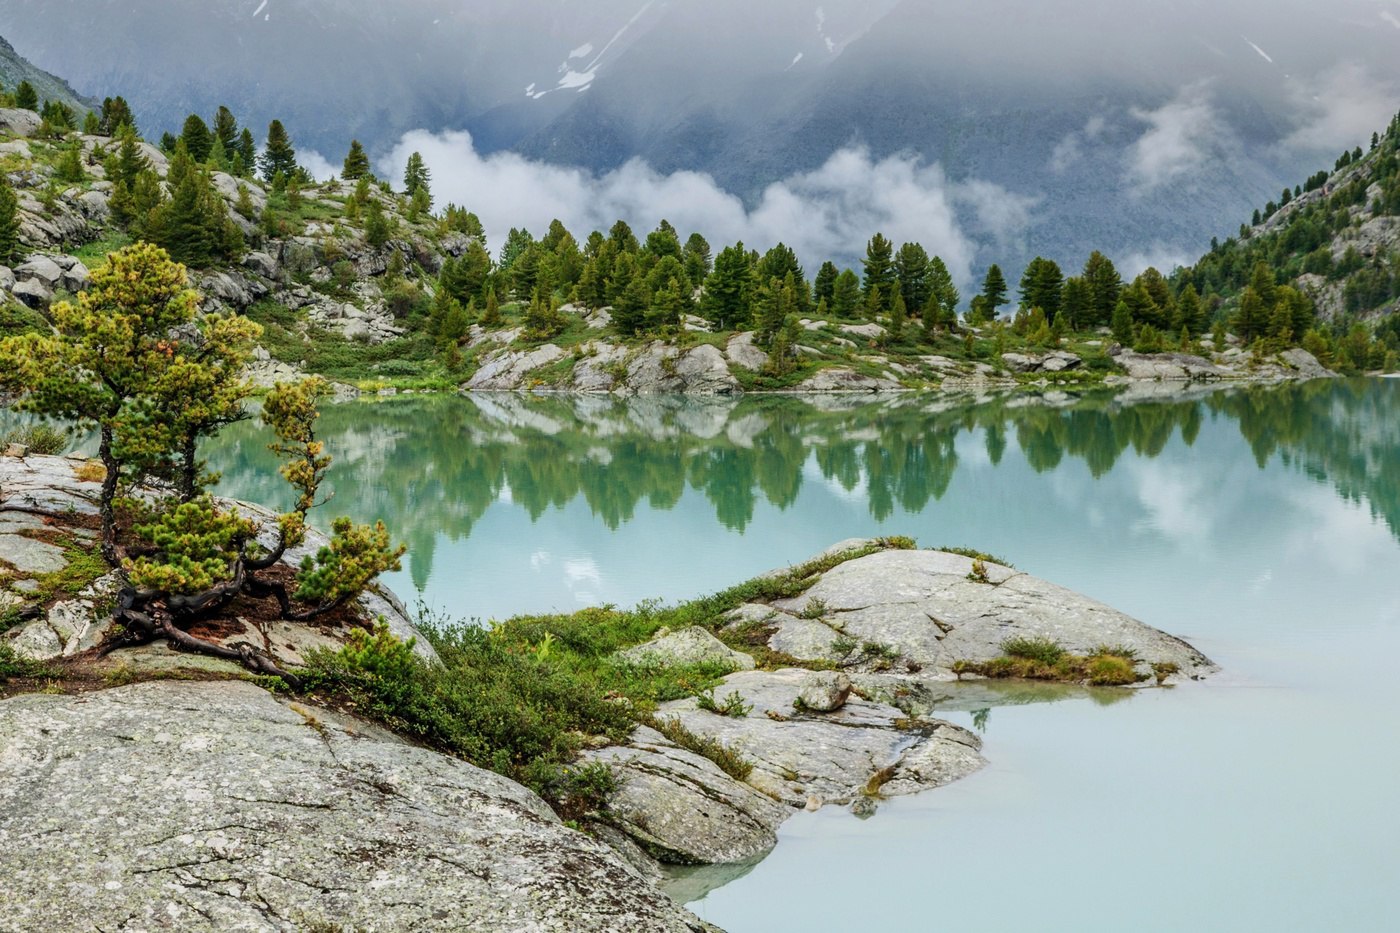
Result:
[1282, 63, 1399, 154]
[1125, 84, 1228, 196]
[1049, 114, 1107, 174]
[1120, 243, 1194, 279]
[378, 131, 1034, 287]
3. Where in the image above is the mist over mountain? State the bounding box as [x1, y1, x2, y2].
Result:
[2, 0, 1398, 276]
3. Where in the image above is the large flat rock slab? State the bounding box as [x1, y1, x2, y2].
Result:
[0, 532, 67, 574]
[765, 547, 1216, 679]
[0, 682, 715, 933]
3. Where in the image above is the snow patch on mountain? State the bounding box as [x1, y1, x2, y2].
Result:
[1243, 36, 1274, 63]
[527, 1, 654, 99]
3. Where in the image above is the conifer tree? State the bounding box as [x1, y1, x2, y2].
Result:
[814, 261, 838, 305]
[864, 284, 883, 322]
[481, 288, 503, 327]
[1060, 276, 1091, 331]
[1176, 284, 1206, 336]
[146, 143, 242, 267]
[181, 114, 213, 163]
[888, 292, 907, 344]
[260, 120, 298, 181]
[363, 198, 390, 248]
[99, 96, 136, 135]
[612, 276, 650, 336]
[894, 242, 930, 311]
[402, 151, 431, 204]
[683, 233, 712, 282]
[1083, 251, 1122, 327]
[237, 128, 257, 176]
[701, 243, 751, 330]
[921, 291, 941, 343]
[1019, 257, 1064, 321]
[212, 106, 240, 155]
[1232, 286, 1266, 344]
[831, 269, 861, 319]
[650, 277, 687, 331]
[861, 233, 895, 311]
[14, 81, 37, 112]
[927, 256, 960, 320]
[979, 264, 1008, 318]
[55, 144, 85, 183]
[0, 175, 23, 266]
[1111, 300, 1134, 345]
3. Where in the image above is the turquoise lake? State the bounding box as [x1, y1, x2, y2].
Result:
[206, 379, 1400, 932]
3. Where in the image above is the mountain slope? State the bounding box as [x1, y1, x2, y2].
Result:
[0, 35, 93, 115]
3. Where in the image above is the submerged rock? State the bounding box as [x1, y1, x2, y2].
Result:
[0, 682, 715, 933]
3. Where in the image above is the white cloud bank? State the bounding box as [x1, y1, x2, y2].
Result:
[1126, 84, 1228, 196]
[377, 131, 1034, 287]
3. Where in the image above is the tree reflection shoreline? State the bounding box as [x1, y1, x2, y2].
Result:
[200, 379, 1399, 591]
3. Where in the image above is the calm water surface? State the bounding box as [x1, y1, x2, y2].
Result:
[208, 379, 1400, 932]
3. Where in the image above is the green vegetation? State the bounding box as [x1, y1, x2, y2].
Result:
[2, 423, 70, 454]
[0, 642, 55, 682]
[952, 637, 1161, 687]
[0, 244, 403, 678]
[295, 540, 912, 811]
[696, 688, 753, 717]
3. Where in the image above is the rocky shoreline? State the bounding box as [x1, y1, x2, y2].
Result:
[0, 456, 1216, 931]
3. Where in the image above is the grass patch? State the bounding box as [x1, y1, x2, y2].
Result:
[936, 546, 1015, 568]
[696, 688, 752, 718]
[952, 638, 1147, 687]
[70, 231, 132, 268]
[0, 302, 51, 339]
[648, 715, 753, 781]
[0, 642, 56, 682]
[2, 423, 71, 455]
[25, 536, 111, 604]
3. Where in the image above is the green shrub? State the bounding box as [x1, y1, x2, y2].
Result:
[648, 715, 753, 781]
[1085, 654, 1137, 686]
[1000, 636, 1065, 664]
[3, 423, 71, 455]
[696, 688, 752, 718]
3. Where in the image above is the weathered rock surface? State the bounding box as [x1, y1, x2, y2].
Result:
[0, 681, 715, 933]
[1002, 350, 1083, 374]
[762, 544, 1216, 678]
[1112, 349, 1232, 381]
[724, 332, 769, 372]
[467, 343, 567, 390]
[794, 368, 903, 393]
[586, 725, 791, 865]
[618, 626, 756, 673]
[646, 669, 982, 810]
[796, 671, 852, 712]
[0, 108, 41, 138]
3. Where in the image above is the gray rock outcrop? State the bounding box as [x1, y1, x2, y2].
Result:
[795, 368, 903, 393]
[760, 545, 1216, 678]
[617, 626, 756, 673]
[0, 681, 715, 933]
